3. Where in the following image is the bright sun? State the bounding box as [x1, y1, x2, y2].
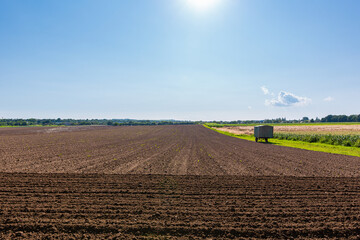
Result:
[186, 0, 221, 12]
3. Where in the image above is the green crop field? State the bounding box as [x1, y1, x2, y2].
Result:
[274, 133, 360, 147]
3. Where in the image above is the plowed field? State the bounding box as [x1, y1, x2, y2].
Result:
[1, 174, 360, 239]
[1, 125, 360, 239]
[1, 125, 359, 176]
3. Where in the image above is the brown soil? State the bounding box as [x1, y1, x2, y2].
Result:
[1, 173, 359, 239]
[1, 125, 360, 239]
[0, 125, 359, 176]
[0, 125, 109, 136]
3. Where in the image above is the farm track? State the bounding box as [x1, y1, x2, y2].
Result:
[1, 125, 360, 239]
[1, 174, 360, 239]
[0, 125, 359, 176]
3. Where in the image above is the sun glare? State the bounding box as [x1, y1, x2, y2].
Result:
[186, 0, 221, 12]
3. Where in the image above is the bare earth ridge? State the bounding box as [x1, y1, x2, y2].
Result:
[1, 173, 359, 239]
[1, 125, 360, 239]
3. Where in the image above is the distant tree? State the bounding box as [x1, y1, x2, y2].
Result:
[348, 115, 357, 122]
[338, 115, 348, 122]
[321, 114, 360, 122]
[28, 118, 36, 125]
[302, 117, 309, 122]
[41, 119, 51, 125]
[321, 115, 332, 122]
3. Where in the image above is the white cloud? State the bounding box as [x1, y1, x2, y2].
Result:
[261, 86, 270, 95]
[323, 96, 334, 102]
[265, 91, 311, 107]
[248, 106, 252, 110]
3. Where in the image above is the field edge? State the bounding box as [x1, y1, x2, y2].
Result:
[203, 125, 360, 158]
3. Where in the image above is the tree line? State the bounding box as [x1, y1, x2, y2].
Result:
[0, 114, 359, 127]
[0, 118, 196, 127]
[206, 114, 360, 124]
[320, 114, 360, 122]
[262, 114, 360, 123]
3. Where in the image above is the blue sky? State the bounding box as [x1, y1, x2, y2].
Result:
[1, 0, 359, 121]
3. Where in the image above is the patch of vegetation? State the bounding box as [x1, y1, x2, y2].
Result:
[274, 133, 360, 148]
[204, 125, 360, 157]
[204, 122, 360, 128]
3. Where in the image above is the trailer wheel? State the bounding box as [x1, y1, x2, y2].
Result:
[255, 137, 258, 142]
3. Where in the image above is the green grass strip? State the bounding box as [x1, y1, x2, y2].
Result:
[204, 125, 360, 158]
